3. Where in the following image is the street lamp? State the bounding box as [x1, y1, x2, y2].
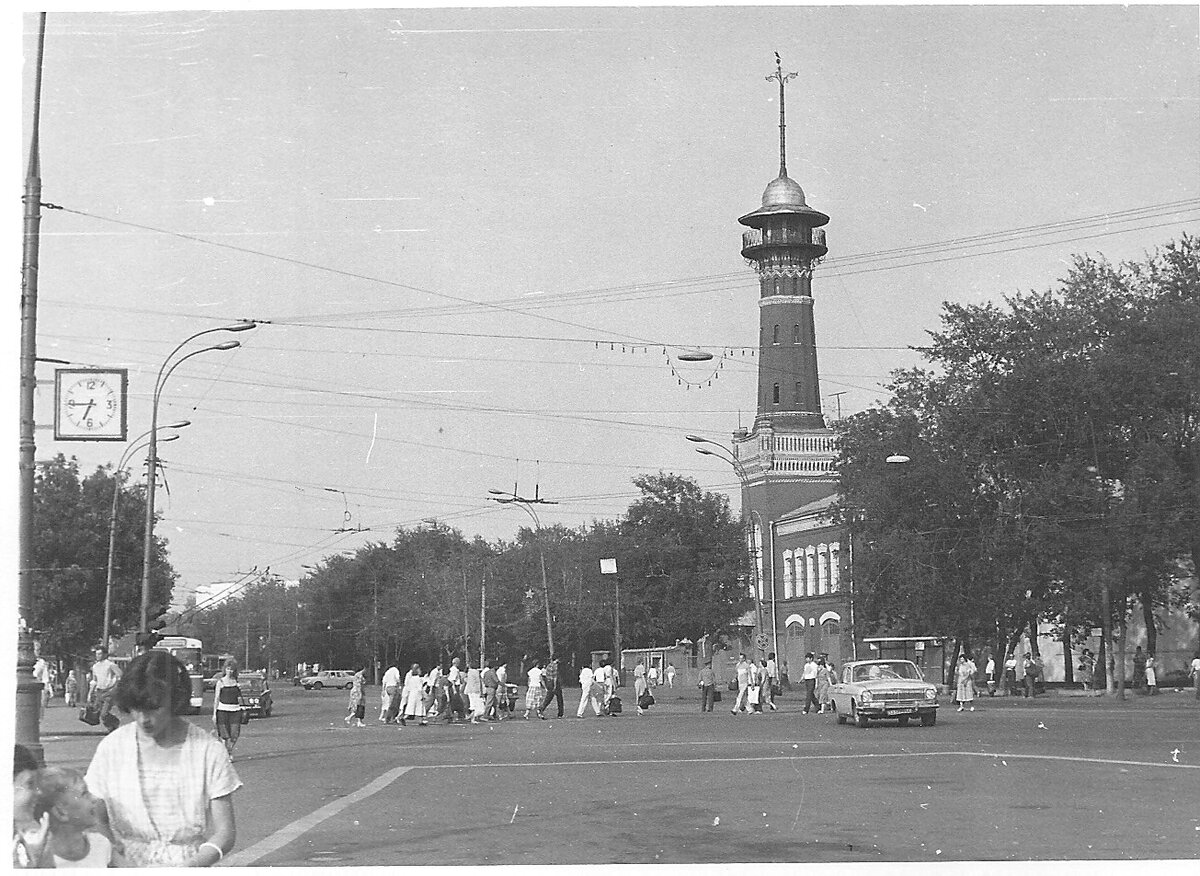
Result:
[487, 488, 557, 659]
[141, 322, 255, 631]
[686, 435, 770, 652]
[104, 422, 189, 648]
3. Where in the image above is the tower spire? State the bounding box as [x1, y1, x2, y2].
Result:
[765, 52, 798, 178]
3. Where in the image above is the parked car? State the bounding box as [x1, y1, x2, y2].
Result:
[832, 659, 939, 727]
[238, 672, 273, 718]
[300, 670, 358, 690]
[203, 672, 222, 692]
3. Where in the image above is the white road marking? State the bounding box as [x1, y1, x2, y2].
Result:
[221, 765, 414, 867]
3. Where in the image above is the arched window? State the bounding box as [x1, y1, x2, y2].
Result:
[772, 324, 780, 344]
[793, 324, 801, 344]
[806, 549, 817, 597]
[772, 383, 780, 404]
[818, 546, 830, 595]
[783, 553, 795, 599]
[795, 381, 802, 404]
[829, 543, 840, 592]
[797, 552, 807, 597]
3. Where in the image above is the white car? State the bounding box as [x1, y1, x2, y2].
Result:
[300, 670, 358, 690]
[831, 659, 939, 727]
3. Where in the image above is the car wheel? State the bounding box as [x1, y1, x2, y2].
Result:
[835, 702, 847, 725]
[313, 682, 323, 690]
[898, 716, 910, 726]
[921, 711, 937, 726]
[852, 701, 869, 728]
[264, 705, 272, 717]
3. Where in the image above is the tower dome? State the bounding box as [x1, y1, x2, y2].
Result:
[762, 174, 806, 208]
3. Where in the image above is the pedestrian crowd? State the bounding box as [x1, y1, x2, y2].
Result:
[372, 655, 634, 726]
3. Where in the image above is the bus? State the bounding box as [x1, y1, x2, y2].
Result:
[152, 635, 205, 714]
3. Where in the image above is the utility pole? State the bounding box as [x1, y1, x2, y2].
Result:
[486, 481, 558, 659]
[16, 12, 48, 763]
[479, 572, 487, 668]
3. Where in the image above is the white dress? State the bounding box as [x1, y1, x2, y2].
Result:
[85, 722, 240, 867]
[398, 671, 427, 718]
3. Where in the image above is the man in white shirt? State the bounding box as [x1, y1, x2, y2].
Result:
[801, 652, 820, 714]
[577, 664, 602, 717]
[88, 647, 122, 733]
[380, 661, 401, 722]
[647, 664, 660, 688]
[1190, 651, 1200, 701]
[33, 655, 53, 716]
[731, 653, 752, 715]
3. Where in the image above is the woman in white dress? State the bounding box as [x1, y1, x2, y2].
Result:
[397, 664, 427, 726]
[955, 654, 978, 711]
[464, 666, 485, 723]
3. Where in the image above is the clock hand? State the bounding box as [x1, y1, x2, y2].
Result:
[80, 400, 95, 420]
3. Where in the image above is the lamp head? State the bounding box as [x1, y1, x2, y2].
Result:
[212, 340, 241, 351]
[224, 321, 257, 332]
[885, 454, 911, 464]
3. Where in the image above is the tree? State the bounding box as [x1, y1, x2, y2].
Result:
[836, 236, 1199, 687]
[616, 472, 751, 648]
[31, 455, 176, 660]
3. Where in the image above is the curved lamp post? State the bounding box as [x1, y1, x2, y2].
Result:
[686, 434, 771, 655]
[140, 322, 255, 631]
[487, 489, 557, 659]
[103, 423, 189, 649]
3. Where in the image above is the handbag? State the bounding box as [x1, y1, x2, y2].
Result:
[78, 704, 101, 726]
[239, 708, 251, 725]
[727, 679, 738, 692]
[712, 690, 722, 702]
[608, 695, 623, 714]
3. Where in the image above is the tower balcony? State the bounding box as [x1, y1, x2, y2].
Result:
[742, 227, 827, 261]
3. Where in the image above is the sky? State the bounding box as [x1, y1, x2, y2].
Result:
[11, 4, 1200, 613]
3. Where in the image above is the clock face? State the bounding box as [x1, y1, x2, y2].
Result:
[55, 369, 127, 441]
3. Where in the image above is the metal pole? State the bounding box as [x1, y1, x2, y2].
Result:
[479, 572, 487, 668]
[17, 12, 48, 762]
[140, 331, 250, 631]
[539, 546, 554, 660]
[614, 574, 621, 664]
[769, 519, 778, 661]
[102, 471, 124, 649]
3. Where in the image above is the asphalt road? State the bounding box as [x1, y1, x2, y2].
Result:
[37, 683, 1200, 866]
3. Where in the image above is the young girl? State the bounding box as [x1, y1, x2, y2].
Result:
[212, 658, 243, 758]
[13, 745, 50, 868]
[37, 766, 114, 867]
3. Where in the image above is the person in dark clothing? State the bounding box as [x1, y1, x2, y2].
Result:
[481, 660, 500, 721]
[538, 658, 564, 718]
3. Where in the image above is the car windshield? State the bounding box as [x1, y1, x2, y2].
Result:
[854, 662, 922, 682]
[243, 677, 268, 692]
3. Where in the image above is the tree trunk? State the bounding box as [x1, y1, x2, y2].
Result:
[947, 638, 962, 699]
[1061, 612, 1074, 687]
[1113, 607, 1123, 696]
[1096, 634, 1107, 691]
[1028, 618, 1040, 657]
[1140, 594, 1157, 658]
[1101, 568, 1115, 695]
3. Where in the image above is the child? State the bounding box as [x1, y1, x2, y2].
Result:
[37, 766, 114, 867]
[13, 745, 50, 868]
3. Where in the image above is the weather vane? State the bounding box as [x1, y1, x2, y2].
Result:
[765, 52, 798, 178]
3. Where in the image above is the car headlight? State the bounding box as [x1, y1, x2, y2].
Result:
[924, 688, 937, 700]
[860, 690, 873, 704]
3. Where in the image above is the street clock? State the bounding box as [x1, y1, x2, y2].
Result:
[54, 368, 128, 441]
